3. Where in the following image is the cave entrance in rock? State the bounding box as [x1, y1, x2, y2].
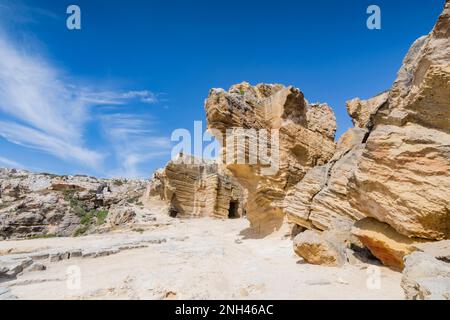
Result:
[169, 207, 178, 218]
[228, 201, 239, 219]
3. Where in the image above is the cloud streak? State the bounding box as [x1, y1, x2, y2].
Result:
[0, 121, 103, 169]
[80, 90, 159, 106]
[0, 33, 103, 167]
[0, 30, 163, 175]
[100, 113, 172, 178]
[0, 1, 61, 25]
[0, 156, 25, 169]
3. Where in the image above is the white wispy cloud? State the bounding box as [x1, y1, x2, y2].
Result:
[0, 33, 102, 166]
[0, 155, 25, 169]
[0, 1, 61, 24]
[0, 121, 103, 169]
[80, 89, 159, 106]
[100, 113, 172, 178]
[0, 29, 162, 174]
[121, 91, 159, 104]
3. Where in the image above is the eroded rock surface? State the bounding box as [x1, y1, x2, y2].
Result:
[293, 230, 345, 267]
[352, 218, 426, 271]
[348, 1, 450, 240]
[147, 154, 246, 219]
[205, 82, 336, 235]
[283, 90, 388, 231]
[286, 1, 449, 270]
[401, 252, 450, 300]
[0, 168, 147, 239]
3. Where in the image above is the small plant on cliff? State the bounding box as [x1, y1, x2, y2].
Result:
[95, 209, 108, 225]
[113, 180, 124, 187]
[64, 190, 88, 217]
[74, 224, 89, 237]
[73, 209, 109, 236]
[127, 197, 139, 204]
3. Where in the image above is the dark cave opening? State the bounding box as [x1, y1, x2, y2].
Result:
[228, 201, 239, 219]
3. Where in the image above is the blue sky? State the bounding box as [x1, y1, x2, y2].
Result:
[0, 0, 444, 178]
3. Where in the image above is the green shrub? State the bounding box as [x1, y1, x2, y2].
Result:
[80, 211, 93, 225]
[64, 190, 89, 217]
[113, 180, 124, 186]
[95, 209, 108, 225]
[64, 189, 109, 236]
[74, 225, 89, 237]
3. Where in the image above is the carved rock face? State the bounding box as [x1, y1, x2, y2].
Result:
[0, 168, 147, 239]
[348, 1, 450, 240]
[205, 82, 336, 235]
[148, 155, 246, 219]
[283, 89, 388, 231]
[286, 1, 450, 242]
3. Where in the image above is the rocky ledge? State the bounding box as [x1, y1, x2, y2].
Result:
[0, 168, 147, 239]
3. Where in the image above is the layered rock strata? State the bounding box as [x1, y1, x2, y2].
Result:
[347, 1, 450, 240]
[148, 154, 246, 219]
[205, 82, 337, 234]
[283, 92, 388, 231]
[0, 168, 147, 239]
[289, 0, 449, 269]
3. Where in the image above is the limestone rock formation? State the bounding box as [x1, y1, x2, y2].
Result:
[147, 154, 245, 219]
[413, 240, 450, 263]
[401, 252, 450, 300]
[348, 1, 450, 240]
[346, 92, 389, 129]
[0, 168, 147, 239]
[205, 82, 336, 235]
[293, 230, 345, 267]
[283, 90, 388, 231]
[352, 218, 427, 271]
[287, 0, 449, 267]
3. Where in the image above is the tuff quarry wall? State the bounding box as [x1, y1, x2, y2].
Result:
[205, 82, 337, 235]
[283, 92, 389, 231]
[0, 168, 147, 239]
[203, 1, 450, 274]
[289, 0, 450, 273]
[347, 1, 450, 241]
[148, 155, 246, 219]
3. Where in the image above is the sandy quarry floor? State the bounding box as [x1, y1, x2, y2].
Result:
[0, 209, 404, 300]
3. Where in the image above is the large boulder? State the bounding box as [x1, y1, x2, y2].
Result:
[347, 1, 450, 240]
[205, 82, 337, 235]
[286, 1, 450, 244]
[283, 85, 388, 231]
[293, 230, 345, 267]
[413, 240, 450, 263]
